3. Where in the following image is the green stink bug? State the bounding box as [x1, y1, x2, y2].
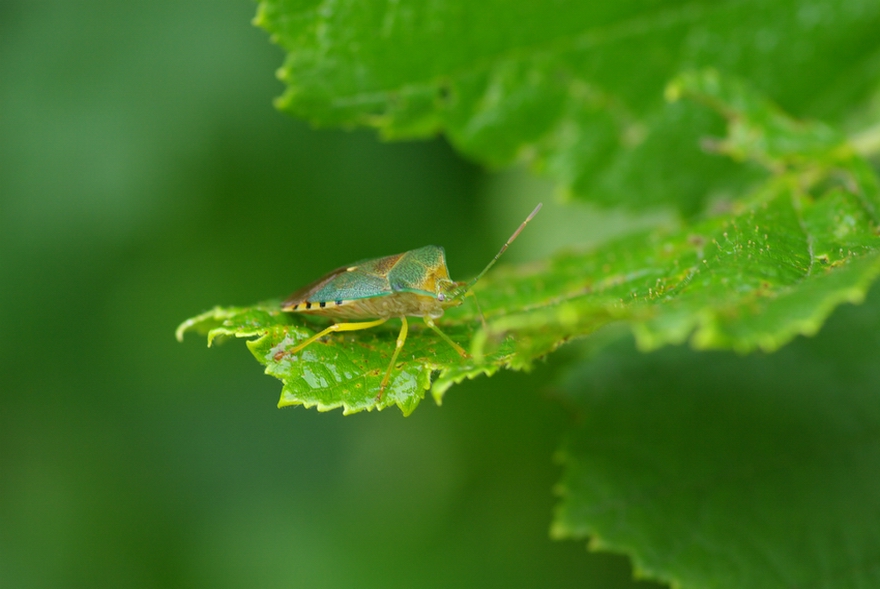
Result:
[276, 203, 542, 397]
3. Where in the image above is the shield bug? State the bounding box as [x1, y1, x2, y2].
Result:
[276, 203, 542, 397]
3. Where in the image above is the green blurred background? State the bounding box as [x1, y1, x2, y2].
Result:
[0, 2, 663, 587]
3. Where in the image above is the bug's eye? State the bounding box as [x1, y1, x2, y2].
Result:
[437, 293, 445, 301]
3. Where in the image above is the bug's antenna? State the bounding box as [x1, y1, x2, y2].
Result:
[465, 203, 542, 292]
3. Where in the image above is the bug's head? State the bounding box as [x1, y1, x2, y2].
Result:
[436, 279, 469, 307]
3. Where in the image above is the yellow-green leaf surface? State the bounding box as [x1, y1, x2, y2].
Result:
[255, 0, 880, 213]
[178, 72, 880, 415]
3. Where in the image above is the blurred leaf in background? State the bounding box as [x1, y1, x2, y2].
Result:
[258, 0, 880, 214]
[554, 286, 880, 588]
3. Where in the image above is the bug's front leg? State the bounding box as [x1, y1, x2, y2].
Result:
[423, 316, 469, 358]
[377, 316, 408, 400]
[273, 318, 387, 361]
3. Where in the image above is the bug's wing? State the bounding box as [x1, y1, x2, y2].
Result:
[283, 254, 404, 308]
[282, 266, 352, 308]
[311, 265, 393, 301]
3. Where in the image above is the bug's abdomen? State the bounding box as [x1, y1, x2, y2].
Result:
[283, 298, 374, 320]
[285, 292, 445, 320]
[284, 299, 344, 312]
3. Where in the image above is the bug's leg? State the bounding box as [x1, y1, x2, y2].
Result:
[378, 316, 408, 400]
[274, 318, 387, 360]
[423, 316, 469, 358]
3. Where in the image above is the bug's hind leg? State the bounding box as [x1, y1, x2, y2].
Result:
[274, 318, 387, 361]
[378, 316, 408, 400]
[423, 316, 469, 358]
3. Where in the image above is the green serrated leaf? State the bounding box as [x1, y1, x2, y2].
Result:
[254, 0, 880, 212]
[177, 300, 520, 415]
[178, 71, 880, 415]
[176, 262, 592, 415]
[476, 71, 880, 357]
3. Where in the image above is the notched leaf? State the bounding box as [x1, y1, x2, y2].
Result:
[473, 72, 880, 358]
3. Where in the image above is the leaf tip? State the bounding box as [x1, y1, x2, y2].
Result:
[175, 318, 194, 342]
[430, 387, 445, 407]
